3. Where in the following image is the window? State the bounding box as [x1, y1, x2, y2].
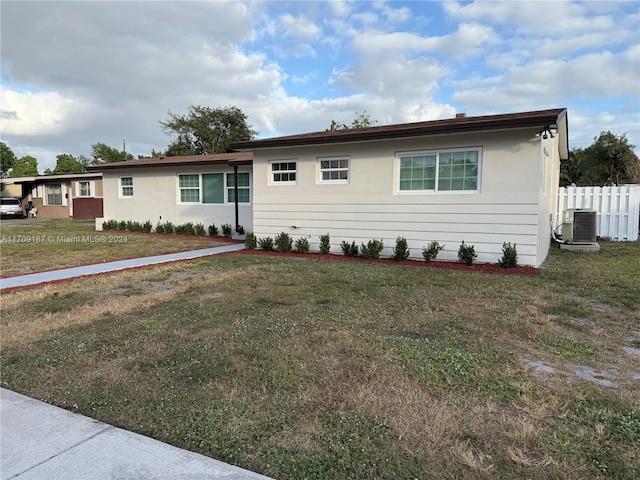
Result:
[319, 157, 349, 183]
[120, 177, 133, 197]
[271, 161, 297, 184]
[202, 173, 224, 204]
[179, 174, 200, 203]
[47, 184, 63, 205]
[78, 181, 92, 197]
[398, 148, 480, 193]
[227, 172, 250, 203]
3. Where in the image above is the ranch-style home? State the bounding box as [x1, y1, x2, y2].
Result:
[93, 108, 569, 267]
[0, 172, 104, 219]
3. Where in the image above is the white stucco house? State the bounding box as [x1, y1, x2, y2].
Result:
[92, 108, 569, 267]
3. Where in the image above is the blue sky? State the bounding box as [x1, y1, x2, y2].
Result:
[1, 0, 639, 172]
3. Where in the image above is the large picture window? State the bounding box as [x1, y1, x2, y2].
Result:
[399, 148, 480, 193]
[178, 172, 251, 204]
[271, 161, 297, 184]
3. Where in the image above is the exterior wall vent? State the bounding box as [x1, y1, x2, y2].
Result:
[562, 209, 597, 244]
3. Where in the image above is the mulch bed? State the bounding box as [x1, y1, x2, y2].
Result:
[235, 249, 540, 276]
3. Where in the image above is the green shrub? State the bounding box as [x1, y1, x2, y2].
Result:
[163, 221, 175, 234]
[392, 236, 410, 261]
[142, 220, 153, 233]
[422, 241, 445, 262]
[221, 223, 232, 237]
[275, 232, 293, 253]
[341, 240, 359, 257]
[208, 224, 219, 236]
[319, 233, 331, 254]
[175, 222, 195, 235]
[294, 237, 310, 254]
[498, 242, 518, 268]
[117, 220, 127, 231]
[102, 219, 117, 230]
[244, 232, 257, 249]
[458, 241, 477, 266]
[258, 236, 274, 251]
[361, 239, 384, 259]
[155, 222, 165, 234]
[236, 225, 245, 235]
[194, 223, 206, 236]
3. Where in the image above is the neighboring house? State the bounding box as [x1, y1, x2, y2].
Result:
[88, 153, 253, 231]
[0, 173, 103, 219]
[230, 109, 569, 267]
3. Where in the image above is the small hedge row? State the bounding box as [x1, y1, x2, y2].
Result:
[244, 232, 518, 268]
[102, 219, 242, 238]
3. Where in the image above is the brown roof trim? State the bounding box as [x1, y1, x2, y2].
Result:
[87, 152, 253, 171]
[231, 108, 568, 150]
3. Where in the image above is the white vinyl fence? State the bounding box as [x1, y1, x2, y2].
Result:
[556, 185, 640, 241]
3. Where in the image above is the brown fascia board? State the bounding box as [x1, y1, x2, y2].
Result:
[87, 152, 253, 171]
[231, 108, 568, 150]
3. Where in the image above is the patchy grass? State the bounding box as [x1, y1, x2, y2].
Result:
[0, 219, 233, 277]
[1, 242, 639, 479]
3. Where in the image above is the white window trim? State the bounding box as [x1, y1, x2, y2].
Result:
[119, 176, 134, 198]
[76, 180, 94, 197]
[317, 156, 350, 184]
[269, 160, 298, 185]
[176, 172, 252, 205]
[396, 147, 482, 194]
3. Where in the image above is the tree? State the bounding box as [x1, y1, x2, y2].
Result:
[160, 105, 257, 156]
[560, 148, 587, 186]
[52, 154, 87, 174]
[9, 155, 38, 177]
[89, 143, 134, 165]
[332, 111, 378, 130]
[580, 131, 640, 185]
[1, 142, 17, 178]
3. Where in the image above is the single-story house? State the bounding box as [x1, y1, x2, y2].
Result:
[0, 172, 104, 219]
[88, 153, 253, 231]
[230, 108, 569, 267]
[92, 108, 568, 266]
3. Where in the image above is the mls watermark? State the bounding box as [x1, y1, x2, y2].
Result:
[1, 235, 129, 244]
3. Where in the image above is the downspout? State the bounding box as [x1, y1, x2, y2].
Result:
[233, 164, 239, 232]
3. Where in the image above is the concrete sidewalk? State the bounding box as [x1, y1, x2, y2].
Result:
[0, 243, 245, 291]
[0, 388, 273, 480]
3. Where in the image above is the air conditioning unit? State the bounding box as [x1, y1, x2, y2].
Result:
[562, 209, 597, 244]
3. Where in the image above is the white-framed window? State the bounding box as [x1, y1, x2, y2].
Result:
[77, 181, 92, 197]
[318, 156, 350, 183]
[270, 161, 297, 184]
[179, 174, 200, 203]
[398, 148, 481, 193]
[227, 172, 251, 203]
[120, 177, 133, 197]
[177, 172, 251, 204]
[46, 183, 63, 205]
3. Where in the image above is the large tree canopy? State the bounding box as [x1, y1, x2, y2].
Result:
[9, 155, 39, 177]
[1, 142, 17, 178]
[560, 131, 640, 186]
[160, 105, 257, 156]
[52, 154, 87, 174]
[90, 143, 134, 165]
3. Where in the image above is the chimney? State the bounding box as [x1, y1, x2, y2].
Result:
[330, 121, 336, 132]
[455, 113, 466, 118]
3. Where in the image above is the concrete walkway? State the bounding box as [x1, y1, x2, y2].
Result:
[0, 388, 273, 480]
[0, 243, 245, 291]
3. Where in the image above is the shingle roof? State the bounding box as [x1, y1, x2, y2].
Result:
[230, 108, 568, 152]
[87, 152, 253, 171]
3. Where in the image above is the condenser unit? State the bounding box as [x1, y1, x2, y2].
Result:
[562, 209, 597, 244]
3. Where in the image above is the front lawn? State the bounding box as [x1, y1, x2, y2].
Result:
[1, 241, 638, 479]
